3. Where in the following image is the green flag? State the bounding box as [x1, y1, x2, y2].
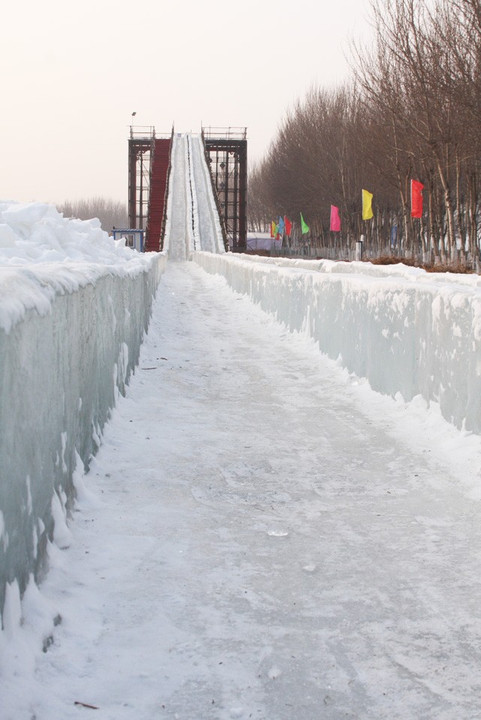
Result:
[300, 212, 310, 235]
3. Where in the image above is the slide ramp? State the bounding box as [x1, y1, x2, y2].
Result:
[163, 133, 224, 259]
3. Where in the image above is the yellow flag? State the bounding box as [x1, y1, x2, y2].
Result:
[362, 189, 373, 220]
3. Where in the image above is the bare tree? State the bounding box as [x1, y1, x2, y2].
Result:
[248, 0, 481, 268]
[58, 197, 128, 234]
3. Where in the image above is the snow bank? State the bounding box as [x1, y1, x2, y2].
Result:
[192, 251, 481, 434]
[0, 202, 166, 625]
[0, 201, 159, 333]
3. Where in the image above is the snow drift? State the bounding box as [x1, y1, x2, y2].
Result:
[0, 202, 165, 625]
[192, 251, 481, 434]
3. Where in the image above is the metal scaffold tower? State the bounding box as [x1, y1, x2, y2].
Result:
[202, 127, 247, 253]
[127, 125, 247, 253]
[128, 126, 155, 231]
[128, 126, 173, 251]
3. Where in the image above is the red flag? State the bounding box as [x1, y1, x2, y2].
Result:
[330, 205, 341, 232]
[411, 179, 424, 218]
[284, 215, 292, 236]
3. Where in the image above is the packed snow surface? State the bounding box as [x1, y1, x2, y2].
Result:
[2, 260, 481, 719]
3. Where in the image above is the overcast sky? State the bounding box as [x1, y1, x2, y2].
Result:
[1, 0, 373, 207]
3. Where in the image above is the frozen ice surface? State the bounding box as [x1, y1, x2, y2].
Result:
[2, 261, 481, 719]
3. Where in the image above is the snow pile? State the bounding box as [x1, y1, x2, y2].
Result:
[0, 201, 165, 626]
[0, 201, 159, 333]
[193, 251, 481, 434]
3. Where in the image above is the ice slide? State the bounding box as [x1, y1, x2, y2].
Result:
[162, 133, 225, 259]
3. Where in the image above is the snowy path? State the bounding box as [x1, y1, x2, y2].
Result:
[9, 260, 481, 720]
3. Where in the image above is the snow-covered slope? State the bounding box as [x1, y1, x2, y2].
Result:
[163, 133, 224, 258]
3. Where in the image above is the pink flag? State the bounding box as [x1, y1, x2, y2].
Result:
[411, 180, 424, 218]
[330, 205, 341, 232]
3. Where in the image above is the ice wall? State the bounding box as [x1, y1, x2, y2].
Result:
[0, 202, 166, 626]
[0, 261, 165, 624]
[193, 251, 481, 434]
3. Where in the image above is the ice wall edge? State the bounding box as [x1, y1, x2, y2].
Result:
[0, 253, 166, 626]
[193, 251, 481, 436]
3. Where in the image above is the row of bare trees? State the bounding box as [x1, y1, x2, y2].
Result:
[58, 197, 127, 234]
[249, 0, 481, 267]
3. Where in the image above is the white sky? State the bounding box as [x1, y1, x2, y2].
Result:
[0, 0, 373, 207]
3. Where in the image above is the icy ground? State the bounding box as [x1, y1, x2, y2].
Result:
[4, 260, 481, 720]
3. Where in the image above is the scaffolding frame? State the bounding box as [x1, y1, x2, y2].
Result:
[202, 127, 247, 253]
[128, 127, 156, 231]
[128, 126, 247, 252]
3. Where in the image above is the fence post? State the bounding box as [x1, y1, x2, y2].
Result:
[356, 235, 364, 261]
